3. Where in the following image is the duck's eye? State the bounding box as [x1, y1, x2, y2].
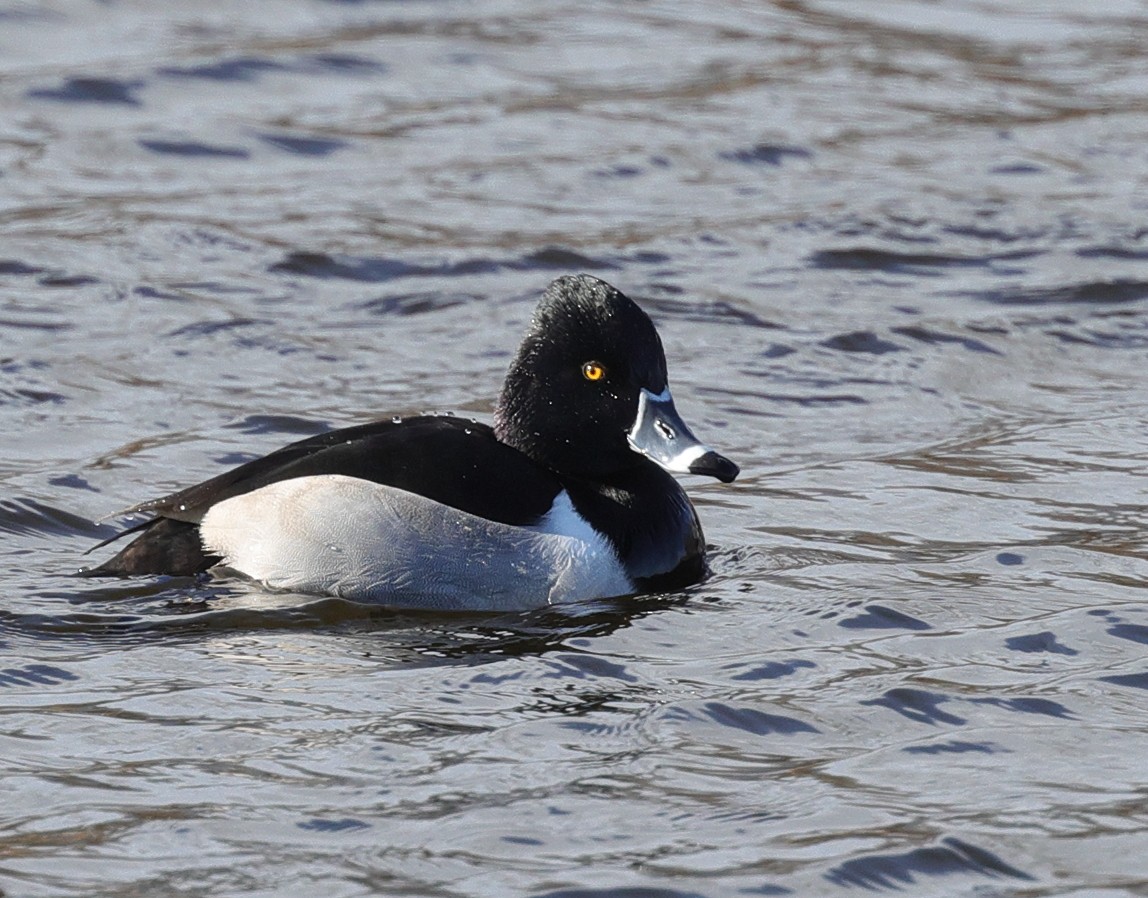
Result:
[581, 361, 607, 382]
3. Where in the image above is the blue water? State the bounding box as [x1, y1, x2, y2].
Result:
[3, 1, 1148, 895]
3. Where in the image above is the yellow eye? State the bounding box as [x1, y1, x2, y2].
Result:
[582, 361, 607, 382]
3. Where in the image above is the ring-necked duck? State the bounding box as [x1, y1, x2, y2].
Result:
[87, 274, 739, 610]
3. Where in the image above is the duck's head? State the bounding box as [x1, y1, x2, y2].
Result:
[494, 274, 739, 484]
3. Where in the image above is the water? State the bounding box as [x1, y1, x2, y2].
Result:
[3, 0, 1148, 895]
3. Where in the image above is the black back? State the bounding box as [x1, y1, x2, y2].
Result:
[92, 416, 561, 576]
[136, 416, 558, 522]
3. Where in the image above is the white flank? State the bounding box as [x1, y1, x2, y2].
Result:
[200, 475, 632, 611]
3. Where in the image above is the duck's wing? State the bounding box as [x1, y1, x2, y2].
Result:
[86, 415, 560, 577]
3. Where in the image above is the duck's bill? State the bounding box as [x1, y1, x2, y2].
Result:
[627, 388, 739, 483]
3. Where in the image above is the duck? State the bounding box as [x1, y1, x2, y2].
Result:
[86, 274, 739, 611]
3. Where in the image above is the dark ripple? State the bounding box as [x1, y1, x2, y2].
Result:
[166, 317, 266, 338]
[358, 291, 478, 317]
[720, 144, 813, 166]
[27, 76, 142, 105]
[864, 687, 1074, 726]
[964, 279, 1148, 306]
[533, 888, 709, 898]
[174, 277, 262, 295]
[1107, 623, 1148, 644]
[838, 604, 931, 631]
[641, 295, 779, 329]
[810, 247, 1037, 273]
[212, 452, 261, 466]
[136, 285, 220, 302]
[267, 246, 663, 283]
[158, 54, 386, 82]
[861, 688, 966, 726]
[271, 252, 478, 282]
[1100, 672, 1148, 690]
[890, 325, 1002, 355]
[1047, 319, 1148, 349]
[1, 386, 67, 406]
[684, 701, 820, 736]
[537, 246, 648, 268]
[592, 164, 644, 179]
[0, 663, 80, 688]
[821, 331, 904, 354]
[943, 223, 1049, 244]
[0, 316, 73, 333]
[902, 740, 1000, 755]
[48, 474, 99, 493]
[139, 139, 250, 159]
[544, 652, 638, 683]
[0, 260, 44, 275]
[0, 498, 106, 538]
[824, 837, 1034, 889]
[305, 53, 388, 74]
[158, 57, 287, 82]
[1005, 631, 1078, 655]
[258, 133, 348, 156]
[970, 697, 1074, 719]
[223, 414, 330, 436]
[0, 359, 47, 374]
[739, 390, 866, 407]
[991, 162, 1044, 175]
[297, 817, 371, 833]
[1075, 245, 1148, 260]
[729, 659, 816, 681]
[39, 273, 100, 288]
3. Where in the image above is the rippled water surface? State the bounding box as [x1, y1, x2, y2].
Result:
[3, 1, 1148, 895]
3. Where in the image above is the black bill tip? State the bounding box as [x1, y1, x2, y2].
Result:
[688, 450, 740, 484]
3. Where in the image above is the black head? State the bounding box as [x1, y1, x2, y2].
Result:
[494, 275, 738, 483]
